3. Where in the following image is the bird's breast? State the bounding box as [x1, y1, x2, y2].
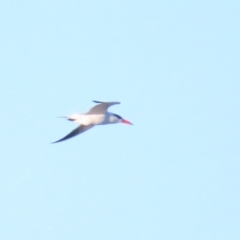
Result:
[73, 114, 107, 125]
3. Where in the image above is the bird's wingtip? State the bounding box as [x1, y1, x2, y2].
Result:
[92, 100, 121, 104]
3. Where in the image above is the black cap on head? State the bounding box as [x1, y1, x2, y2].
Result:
[112, 113, 122, 119]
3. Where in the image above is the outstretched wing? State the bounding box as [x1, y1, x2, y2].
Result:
[87, 100, 120, 114]
[52, 125, 94, 143]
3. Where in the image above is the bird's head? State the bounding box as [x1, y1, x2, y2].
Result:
[111, 113, 133, 125]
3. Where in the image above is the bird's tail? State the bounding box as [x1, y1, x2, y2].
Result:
[57, 116, 75, 121]
[57, 116, 67, 119]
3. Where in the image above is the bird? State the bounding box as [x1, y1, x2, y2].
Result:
[52, 100, 133, 143]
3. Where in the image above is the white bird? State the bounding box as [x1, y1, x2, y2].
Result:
[52, 100, 133, 143]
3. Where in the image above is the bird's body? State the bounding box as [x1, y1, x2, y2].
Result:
[68, 112, 117, 125]
[52, 100, 132, 143]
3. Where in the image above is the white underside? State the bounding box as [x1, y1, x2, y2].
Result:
[69, 112, 118, 126]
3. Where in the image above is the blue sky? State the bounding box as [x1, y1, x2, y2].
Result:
[1, 1, 240, 239]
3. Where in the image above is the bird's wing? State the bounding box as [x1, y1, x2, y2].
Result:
[52, 125, 94, 143]
[87, 100, 120, 114]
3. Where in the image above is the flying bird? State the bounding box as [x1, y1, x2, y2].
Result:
[52, 100, 133, 143]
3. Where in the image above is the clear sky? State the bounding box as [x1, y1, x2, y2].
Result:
[1, 1, 240, 240]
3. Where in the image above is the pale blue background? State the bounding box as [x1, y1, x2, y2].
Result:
[1, 1, 240, 239]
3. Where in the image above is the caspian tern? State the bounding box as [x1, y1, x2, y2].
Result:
[52, 100, 132, 143]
